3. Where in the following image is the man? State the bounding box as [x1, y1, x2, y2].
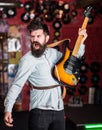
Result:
[4, 19, 87, 130]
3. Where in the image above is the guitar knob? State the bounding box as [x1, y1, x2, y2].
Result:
[72, 78, 77, 85]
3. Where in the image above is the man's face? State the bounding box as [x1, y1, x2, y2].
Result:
[30, 29, 49, 57]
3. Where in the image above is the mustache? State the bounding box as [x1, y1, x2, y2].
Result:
[32, 41, 41, 46]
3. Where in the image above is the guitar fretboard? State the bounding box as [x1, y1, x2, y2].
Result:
[72, 17, 89, 57]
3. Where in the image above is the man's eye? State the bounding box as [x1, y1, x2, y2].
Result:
[37, 35, 40, 38]
[31, 36, 34, 38]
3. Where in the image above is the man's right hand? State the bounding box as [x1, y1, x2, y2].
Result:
[4, 112, 13, 127]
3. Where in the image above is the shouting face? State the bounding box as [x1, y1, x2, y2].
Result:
[30, 29, 49, 57]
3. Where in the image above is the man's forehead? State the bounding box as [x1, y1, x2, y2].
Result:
[31, 29, 44, 35]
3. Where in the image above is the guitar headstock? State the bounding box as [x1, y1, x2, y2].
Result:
[84, 6, 93, 18]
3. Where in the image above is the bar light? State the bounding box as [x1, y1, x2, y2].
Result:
[84, 123, 102, 129]
[0, 2, 23, 8]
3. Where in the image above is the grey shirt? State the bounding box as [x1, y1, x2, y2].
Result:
[4, 48, 64, 112]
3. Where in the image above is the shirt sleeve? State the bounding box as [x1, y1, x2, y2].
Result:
[77, 43, 85, 58]
[4, 54, 35, 112]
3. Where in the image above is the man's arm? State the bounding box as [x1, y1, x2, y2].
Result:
[4, 54, 34, 126]
[77, 28, 88, 58]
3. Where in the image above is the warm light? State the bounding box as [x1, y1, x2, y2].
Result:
[0, 3, 15, 6]
[0, 2, 23, 8]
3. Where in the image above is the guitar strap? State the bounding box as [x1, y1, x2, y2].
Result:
[29, 39, 70, 99]
[30, 84, 65, 90]
[47, 38, 71, 48]
[29, 83, 67, 99]
[29, 39, 70, 90]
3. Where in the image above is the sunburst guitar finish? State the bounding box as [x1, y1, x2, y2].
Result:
[52, 6, 92, 87]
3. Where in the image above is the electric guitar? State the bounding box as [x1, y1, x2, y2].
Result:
[52, 6, 92, 87]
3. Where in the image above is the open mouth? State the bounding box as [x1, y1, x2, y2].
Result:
[33, 43, 40, 49]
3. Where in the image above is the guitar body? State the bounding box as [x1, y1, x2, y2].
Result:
[53, 46, 78, 87]
[52, 6, 92, 87]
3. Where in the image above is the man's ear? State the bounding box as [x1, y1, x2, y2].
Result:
[46, 35, 50, 43]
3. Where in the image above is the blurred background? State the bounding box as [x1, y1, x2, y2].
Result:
[0, 0, 102, 130]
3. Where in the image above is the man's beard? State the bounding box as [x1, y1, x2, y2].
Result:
[31, 42, 47, 57]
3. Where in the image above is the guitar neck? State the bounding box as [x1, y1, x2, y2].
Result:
[72, 17, 89, 57]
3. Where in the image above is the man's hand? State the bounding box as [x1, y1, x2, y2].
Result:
[78, 28, 88, 44]
[76, 28, 88, 58]
[4, 112, 13, 127]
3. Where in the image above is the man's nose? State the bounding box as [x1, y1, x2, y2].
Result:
[33, 37, 38, 42]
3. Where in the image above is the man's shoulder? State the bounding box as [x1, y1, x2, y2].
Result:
[21, 51, 34, 61]
[47, 47, 58, 53]
[47, 47, 61, 55]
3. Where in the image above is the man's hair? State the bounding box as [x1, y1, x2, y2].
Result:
[27, 18, 49, 35]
